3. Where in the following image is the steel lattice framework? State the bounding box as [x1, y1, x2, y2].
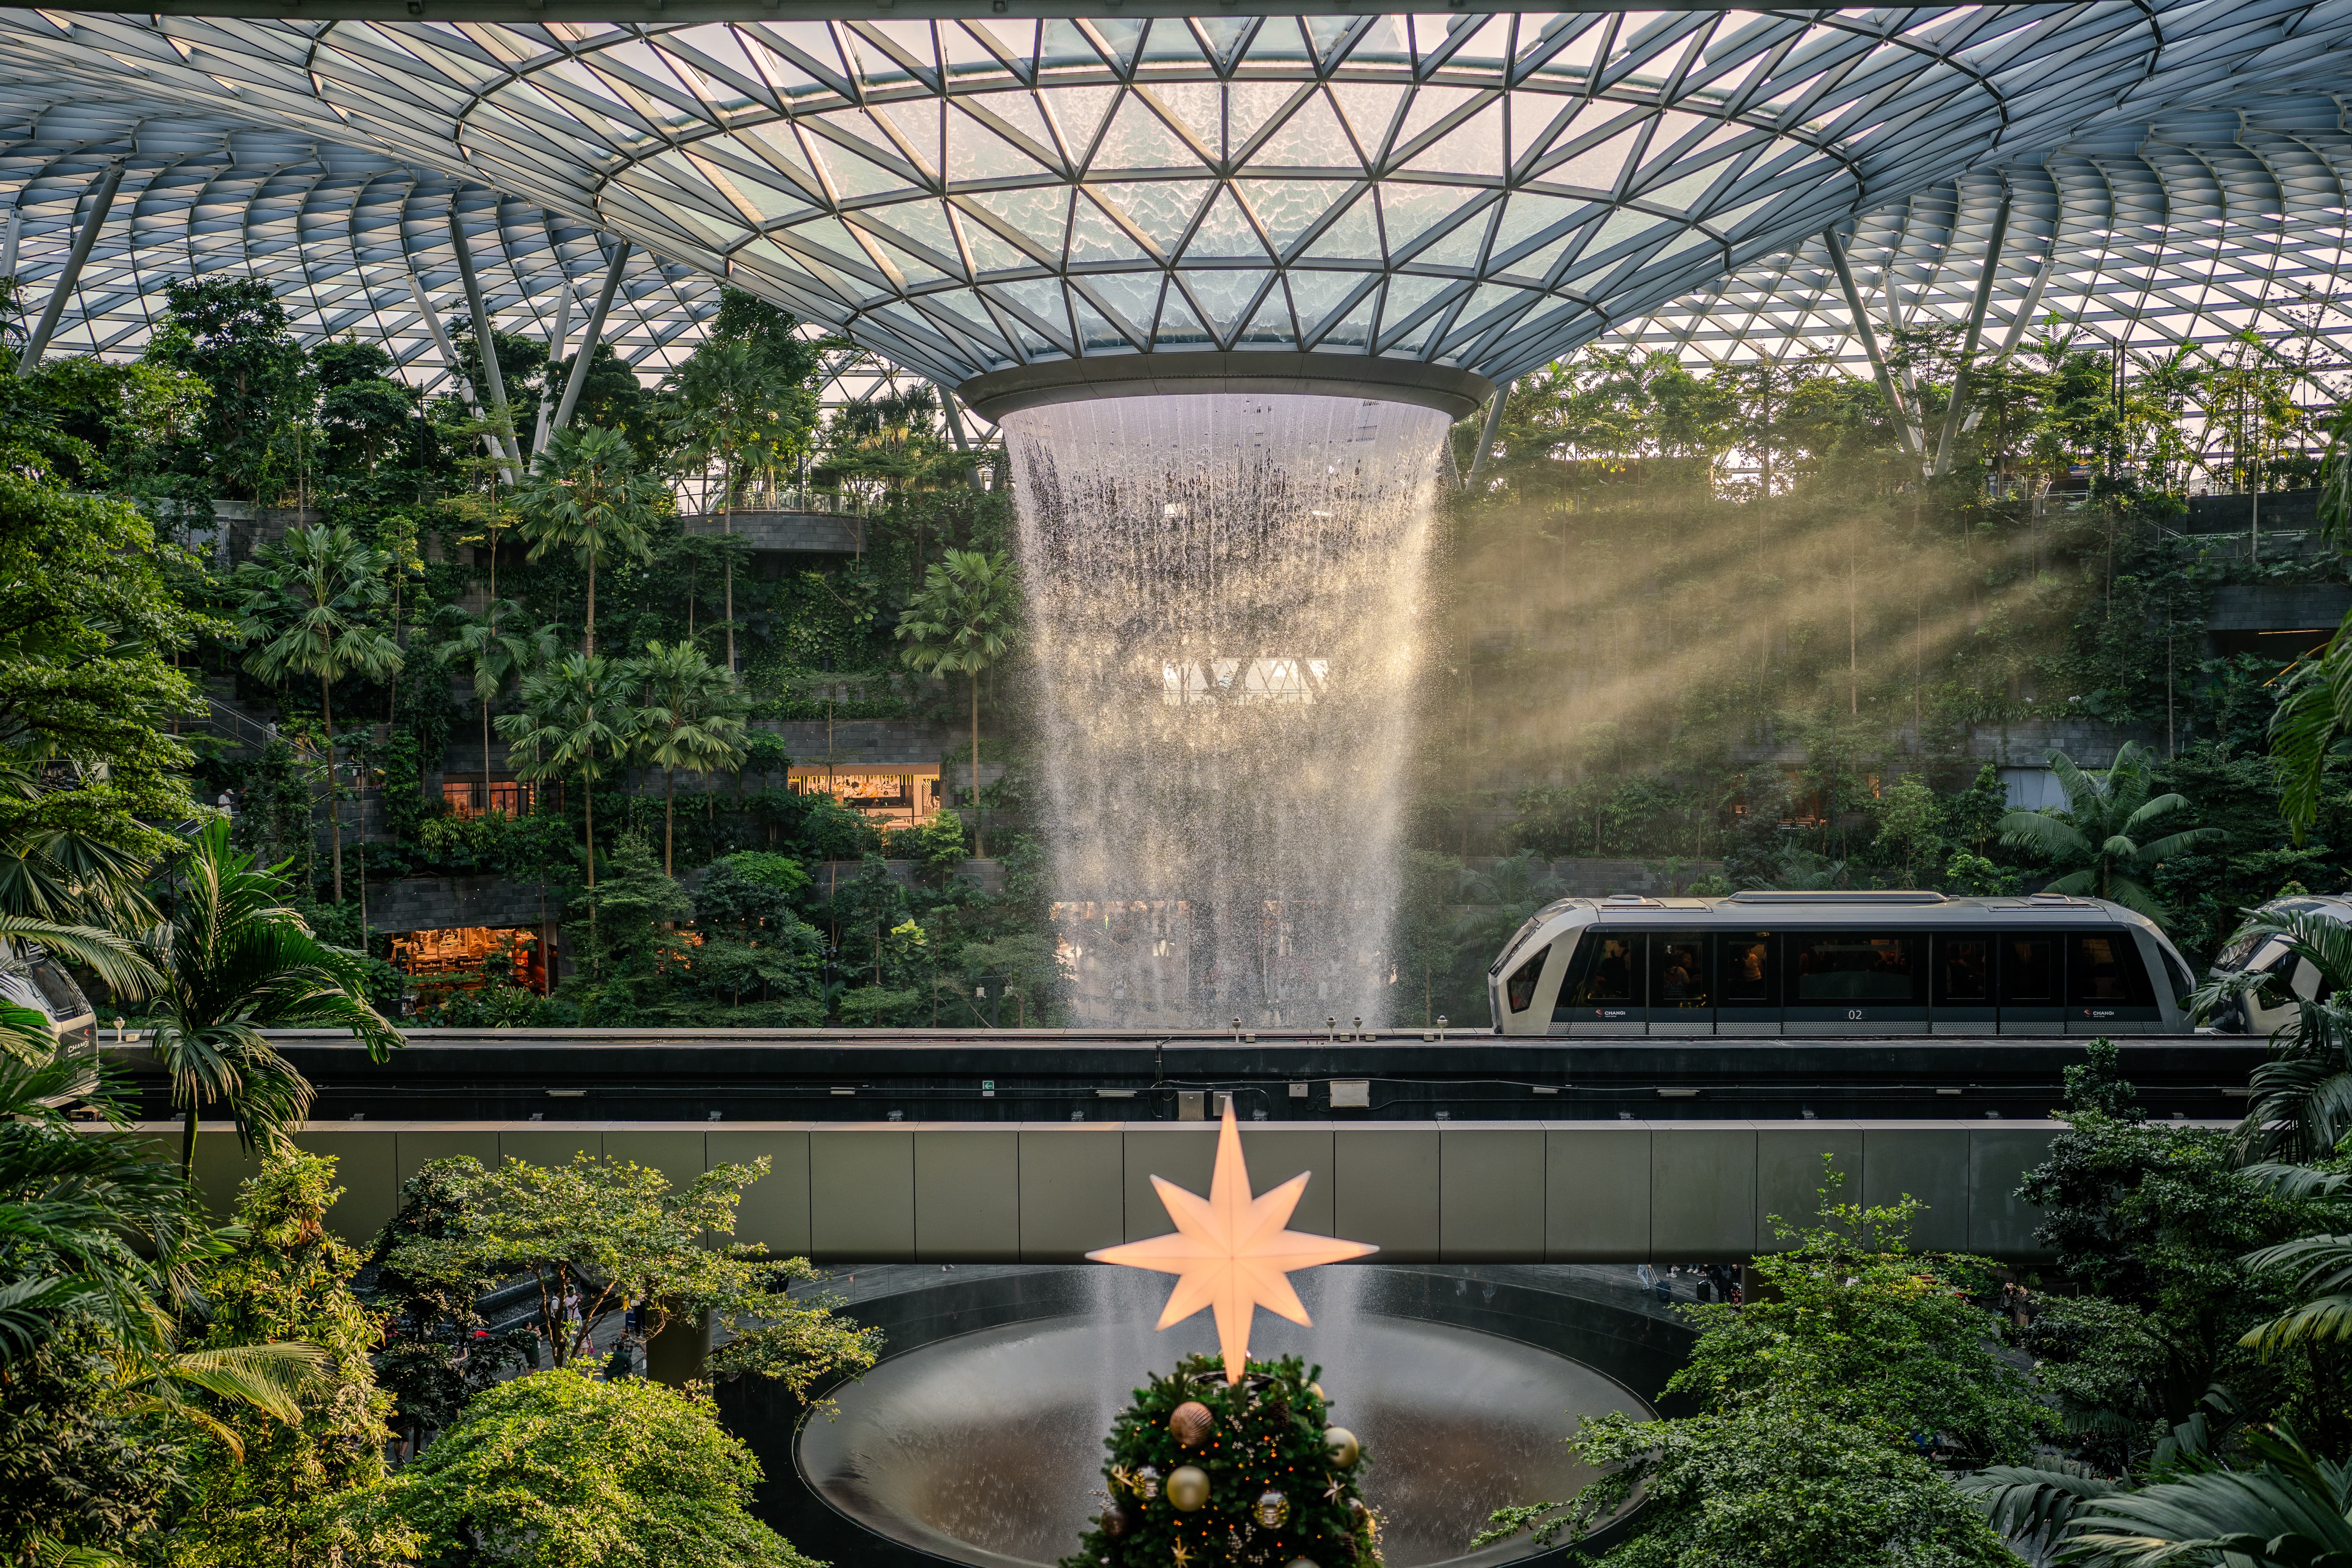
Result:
[2, 9, 2351, 415]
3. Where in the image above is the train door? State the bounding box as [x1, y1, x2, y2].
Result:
[1551, 930, 1645, 1034]
[1997, 933, 2064, 1034]
[1715, 933, 1778, 1035]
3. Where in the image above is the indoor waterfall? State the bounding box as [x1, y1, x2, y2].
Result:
[1002, 393, 1448, 1030]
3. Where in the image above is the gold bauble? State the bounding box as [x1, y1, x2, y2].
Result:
[1324, 1427, 1361, 1469]
[1170, 1401, 1215, 1447]
[1167, 1465, 1211, 1513]
[1287, 1559, 1321, 1568]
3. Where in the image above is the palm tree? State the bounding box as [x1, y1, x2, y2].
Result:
[624, 641, 749, 876]
[661, 338, 815, 676]
[2038, 1423, 2352, 1568]
[1996, 743, 2218, 923]
[896, 549, 1021, 857]
[496, 654, 633, 955]
[432, 601, 558, 822]
[140, 820, 403, 1173]
[233, 524, 405, 905]
[514, 424, 660, 658]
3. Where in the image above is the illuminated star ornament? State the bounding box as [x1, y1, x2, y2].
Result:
[1089, 1099, 1377, 1382]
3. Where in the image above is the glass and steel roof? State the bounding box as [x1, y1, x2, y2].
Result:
[3, 10, 2351, 415]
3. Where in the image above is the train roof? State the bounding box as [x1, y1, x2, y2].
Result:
[1528, 891, 2156, 925]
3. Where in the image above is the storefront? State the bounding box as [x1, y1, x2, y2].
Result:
[390, 926, 547, 994]
[788, 765, 943, 829]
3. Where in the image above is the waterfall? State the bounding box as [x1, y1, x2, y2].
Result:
[1002, 394, 1448, 1029]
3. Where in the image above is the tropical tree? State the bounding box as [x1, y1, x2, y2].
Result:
[514, 424, 661, 657]
[0, 1034, 331, 1565]
[660, 338, 816, 676]
[2269, 399, 2352, 836]
[233, 523, 405, 904]
[895, 549, 1021, 856]
[495, 654, 633, 947]
[138, 819, 403, 1172]
[1997, 744, 2219, 923]
[432, 601, 558, 822]
[624, 641, 749, 876]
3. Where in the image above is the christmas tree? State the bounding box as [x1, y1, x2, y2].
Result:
[1062, 1352, 1377, 1568]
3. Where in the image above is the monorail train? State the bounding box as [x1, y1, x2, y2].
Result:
[0, 938, 99, 1043]
[1487, 890, 2198, 1036]
[2204, 893, 2352, 1036]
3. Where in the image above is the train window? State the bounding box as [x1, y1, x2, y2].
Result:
[2213, 926, 2268, 971]
[1564, 933, 1639, 1004]
[1719, 936, 1776, 1005]
[1650, 937, 1710, 1009]
[2067, 933, 2155, 1007]
[2001, 935, 2059, 1004]
[1934, 938, 1991, 1005]
[1789, 934, 1918, 1001]
[1505, 949, 1547, 1013]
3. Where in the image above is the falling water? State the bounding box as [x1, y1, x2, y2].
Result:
[796, 1267, 1647, 1568]
[1002, 394, 1449, 1028]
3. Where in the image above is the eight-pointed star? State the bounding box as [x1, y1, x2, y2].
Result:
[1088, 1098, 1377, 1382]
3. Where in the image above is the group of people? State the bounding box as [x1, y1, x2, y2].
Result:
[1635, 1262, 1743, 1305]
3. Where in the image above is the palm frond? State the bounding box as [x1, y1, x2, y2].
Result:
[2059, 1428, 2352, 1566]
[2270, 615, 2352, 840]
[1960, 1464, 2125, 1539]
[2240, 1164, 2352, 1202]
[0, 915, 160, 999]
[2002, 811, 2095, 861]
[151, 1340, 327, 1424]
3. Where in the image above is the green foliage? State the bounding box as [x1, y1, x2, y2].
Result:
[0, 1325, 186, 1565]
[165, 1148, 415, 1568]
[361, 1158, 538, 1451]
[1998, 743, 2220, 924]
[1060, 1353, 1377, 1568]
[137, 819, 403, 1169]
[144, 279, 308, 502]
[1670, 1166, 2046, 1462]
[1481, 1400, 2015, 1568]
[1485, 1168, 2037, 1565]
[380, 1152, 879, 1391]
[516, 423, 663, 656]
[370, 1366, 817, 1568]
[0, 473, 208, 856]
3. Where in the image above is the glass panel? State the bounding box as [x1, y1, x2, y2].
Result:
[1934, 937, 1991, 1005]
[1505, 948, 1547, 1013]
[1650, 936, 1710, 1009]
[2001, 935, 2059, 1005]
[2068, 933, 2155, 1007]
[1719, 935, 1775, 1005]
[1566, 932, 1639, 1005]
[1789, 933, 1918, 1002]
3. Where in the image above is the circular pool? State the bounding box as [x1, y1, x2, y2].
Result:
[743, 1265, 1686, 1568]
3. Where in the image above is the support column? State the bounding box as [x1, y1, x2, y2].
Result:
[18, 162, 124, 375]
[1933, 188, 2011, 476]
[549, 240, 631, 443]
[447, 209, 520, 470]
[1, 206, 20, 282]
[1823, 225, 1920, 460]
[530, 281, 572, 459]
[1465, 378, 1513, 488]
[408, 271, 513, 485]
[936, 379, 984, 492]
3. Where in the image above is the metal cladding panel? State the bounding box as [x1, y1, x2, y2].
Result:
[1859, 1125, 1972, 1254]
[289, 1128, 402, 1241]
[1545, 1124, 1652, 1262]
[811, 1128, 917, 1260]
[1237, 1127, 1337, 1237]
[1017, 1125, 1126, 1261]
[1968, 1127, 2062, 1261]
[1332, 1127, 1442, 1263]
[712, 1128, 812, 1256]
[1649, 1126, 1758, 1258]
[1438, 1123, 1547, 1262]
[1120, 1125, 1220, 1241]
[1752, 1127, 1863, 1252]
[913, 1127, 1021, 1262]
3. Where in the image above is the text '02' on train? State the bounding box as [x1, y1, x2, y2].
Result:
[1485, 890, 2201, 1036]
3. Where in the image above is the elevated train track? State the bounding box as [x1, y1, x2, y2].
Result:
[117, 1029, 2267, 1125]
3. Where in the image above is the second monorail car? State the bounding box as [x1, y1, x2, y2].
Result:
[1486, 890, 2197, 1036]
